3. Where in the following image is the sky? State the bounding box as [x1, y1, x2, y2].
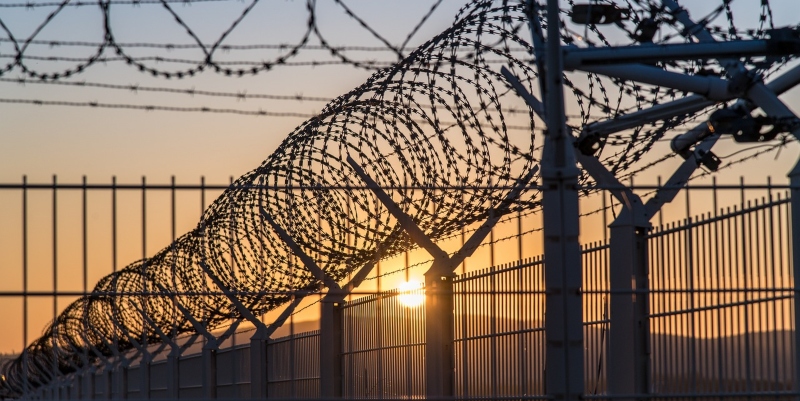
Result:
[1, 0, 800, 355]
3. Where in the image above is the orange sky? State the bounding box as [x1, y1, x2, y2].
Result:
[2, 0, 800, 355]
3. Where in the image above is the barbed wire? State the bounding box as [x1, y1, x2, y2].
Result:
[0, 0, 451, 79]
[0, 76, 334, 101]
[1, 0, 797, 397]
[0, 37, 425, 52]
[0, 97, 322, 117]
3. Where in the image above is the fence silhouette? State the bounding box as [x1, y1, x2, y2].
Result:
[2, 1, 800, 399]
[2, 180, 795, 400]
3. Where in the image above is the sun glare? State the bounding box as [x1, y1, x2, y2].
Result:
[397, 280, 424, 308]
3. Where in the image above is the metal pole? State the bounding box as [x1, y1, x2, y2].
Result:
[138, 354, 150, 400]
[320, 299, 344, 398]
[202, 342, 217, 399]
[83, 368, 94, 400]
[789, 157, 800, 393]
[542, 0, 583, 399]
[608, 210, 650, 398]
[103, 364, 111, 400]
[249, 326, 268, 400]
[424, 264, 456, 398]
[120, 363, 128, 400]
[166, 346, 180, 399]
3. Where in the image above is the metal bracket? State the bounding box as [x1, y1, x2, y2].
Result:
[563, 37, 797, 69]
[261, 207, 341, 291]
[645, 134, 721, 220]
[576, 152, 649, 228]
[501, 65, 545, 119]
[151, 281, 219, 348]
[196, 260, 266, 329]
[132, 303, 178, 350]
[524, 0, 547, 110]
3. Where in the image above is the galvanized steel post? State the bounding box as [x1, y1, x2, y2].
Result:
[202, 342, 218, 399]
[249, 326, 268, 400]
[541, 0, 584, 399]
[608, 210, 650, 398]
[790, 157, 800, 393]
[320, 299, 344, 398]
[119, 364, 128, 399]
[166, 346, 180, 399]
[424, 266, 456, 398]
[83, 368, 94, 400]
[138, 354, 150, 400]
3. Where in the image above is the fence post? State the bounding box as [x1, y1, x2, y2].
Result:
[424, 267, 455, 398]
[83, 367, 94, 400]
[202, 339, 218, 399]
[250, 326, 268, 399]
[139, 354, 151, 400]
[104, 364, 113, 400]
[320, 300, 344, 398]
[166, 345, 180, 399]
[120, 363, 129, 399]
[539, 0, 584, 399]
[70, 374, 76, 400]
[261, 207, 385, 399]
[790, 160, 800, 392]
[608, 208, 650, 398]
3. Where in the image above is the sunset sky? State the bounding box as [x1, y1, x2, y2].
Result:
[1, 0, 800, 355]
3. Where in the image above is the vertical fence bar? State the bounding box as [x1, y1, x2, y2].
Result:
[139, 176, 150, 400]
[52, 174, 59, 400]
[739, 178, 753, 393]
[22, 175, 29, 398]
[168, 176, 180, 400]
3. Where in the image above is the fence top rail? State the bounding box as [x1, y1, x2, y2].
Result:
[648, 191, 789, 238]
[341, 288, 403, 309]
[269, 329, 320, 344]
[0, 181, 794, 191]
[454, 255, 544, 283]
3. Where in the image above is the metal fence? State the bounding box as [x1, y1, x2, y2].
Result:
[648, 193, 794, 394]
[0, 181, 797, 400]
[341, 290, 425, 399]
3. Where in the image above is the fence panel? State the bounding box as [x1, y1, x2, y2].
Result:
[267, 330, 320, 399]
[149, 359, 169, 398]
[648, 193, 795, 395]
[217, 345, 252, 399]
[454, 256, 548, 398]
[1, 181, 797, 400]
[582, 242, 610, 395]
[178, 353, 203, 398]
[341, 290, 425, 399]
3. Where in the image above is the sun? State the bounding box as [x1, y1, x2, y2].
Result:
[397, 280, 424, 308]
